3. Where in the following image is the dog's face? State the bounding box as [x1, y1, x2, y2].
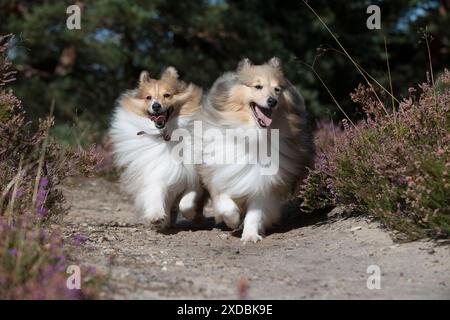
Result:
[220, 57, 287, 128]
[123, 67, 186, 129]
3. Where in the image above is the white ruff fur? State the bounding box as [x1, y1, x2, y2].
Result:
[110, 106, 200, 226]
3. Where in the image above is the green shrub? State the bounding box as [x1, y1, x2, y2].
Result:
[300, 70, 450, 240]
[0, 34, 100, 299]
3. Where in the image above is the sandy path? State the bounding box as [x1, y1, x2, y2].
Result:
[61, 177, 450, 299]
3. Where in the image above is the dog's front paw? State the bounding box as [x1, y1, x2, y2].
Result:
[223, 212, 241, 230]
[240, 232, 263, 243]
[214, 195, 241, 229]
[143, 211, 168, 228]
[179, 192, 197, 220]
[180, 208, 196, 221]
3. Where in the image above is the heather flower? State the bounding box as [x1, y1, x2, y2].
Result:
[73, 234, 88, 246]
[397, 177, 407, 186]
[14, 188, 23, 199]
[325, 178, 337, 199]
[300, 70, 450, 240]
[39, 178, 49, 188]
[9, 248, 17, 257]
[0, 34, 100, 299]
[35, 179, 49, 218]
[237, 278, 250, 299]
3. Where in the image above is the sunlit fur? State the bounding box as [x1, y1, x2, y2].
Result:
[110, 67, 204, 227]
[198, 57, 314, 242]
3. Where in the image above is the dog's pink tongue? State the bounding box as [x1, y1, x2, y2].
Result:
[150, 114, 166, 123]
[255, 106, 272, 127]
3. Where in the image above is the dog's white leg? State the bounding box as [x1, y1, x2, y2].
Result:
[213, 194, 240, 229]
[241, 195, 280, 243]
[241, 201, 264, 243]
[136, 183, 169, 226]
[179, 190, 198, 220]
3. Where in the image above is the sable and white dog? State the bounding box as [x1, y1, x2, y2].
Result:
[110, 67, 204, 227]
[198, 58, 314, 242]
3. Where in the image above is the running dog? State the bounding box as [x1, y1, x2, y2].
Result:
[198, 58, 314, 242]
[110, 67, 204, 228]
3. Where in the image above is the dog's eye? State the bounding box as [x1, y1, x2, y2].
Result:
[146, 95, 152, 100]
[254, 85, 263, 90]
[163, 93, 171, 98]
[274, 87, 281, 93]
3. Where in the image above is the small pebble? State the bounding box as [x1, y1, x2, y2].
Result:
[218, 233, 229, 240]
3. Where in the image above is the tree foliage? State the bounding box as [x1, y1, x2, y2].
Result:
[0, 0, 448, 132]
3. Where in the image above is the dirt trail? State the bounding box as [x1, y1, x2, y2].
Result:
[61, 177, 450, 299]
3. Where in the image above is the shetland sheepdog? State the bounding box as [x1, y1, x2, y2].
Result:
[198, 57, 314, 242]
[110, 67, 204, 228]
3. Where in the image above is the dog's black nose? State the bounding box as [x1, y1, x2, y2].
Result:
[152, 102, 162, 112]
[267, 97, 278, 108]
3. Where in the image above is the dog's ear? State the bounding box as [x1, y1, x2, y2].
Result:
[237, 58, 252, 72]
[161, 66, 179, 83]
[267, 57, 281, 69]
[175, 79, 188, 93]
[139, 70, 150, 84]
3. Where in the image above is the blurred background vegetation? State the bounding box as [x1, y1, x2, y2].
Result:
[1, 0, 449, 146]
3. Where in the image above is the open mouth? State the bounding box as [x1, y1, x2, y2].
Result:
[250, 102, 272, 128]
[148, 106, 174, 129]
